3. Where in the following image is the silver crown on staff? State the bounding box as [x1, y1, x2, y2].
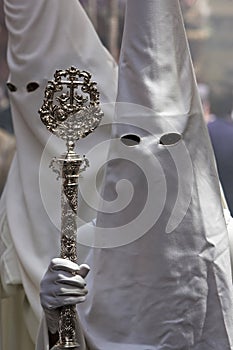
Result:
[39, 66, 103, 142]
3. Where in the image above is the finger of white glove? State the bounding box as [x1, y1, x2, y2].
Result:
[41, 284, 88, 309]
[58, 295, 86, 306]
[56, 272, 87, 288]
[50, 258, 90, 278]
[78, 264, 90, 278]
[58, 286, 88, 297]
[44, 294, 87, 309]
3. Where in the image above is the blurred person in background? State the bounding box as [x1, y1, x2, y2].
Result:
[0, 85, 14, 134]
[198, 82, 215, 124]
[208, 85, 233, 215]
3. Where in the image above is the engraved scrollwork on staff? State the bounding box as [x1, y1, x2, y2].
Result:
[39, 66, 103, 349]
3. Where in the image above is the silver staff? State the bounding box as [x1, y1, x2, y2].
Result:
[39, 66, 103, 349]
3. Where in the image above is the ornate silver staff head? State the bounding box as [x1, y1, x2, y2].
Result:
[39, 67, 103, 214]
[39, 66, 103, 147]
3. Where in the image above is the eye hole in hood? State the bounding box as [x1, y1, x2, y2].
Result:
[120, 134, 141, 146]
[160, 132, 182, 146]
[26, 82, 40, 92]
[6, 82, 17, 92]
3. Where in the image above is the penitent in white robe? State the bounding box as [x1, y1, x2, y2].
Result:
[76, 1, 233, 349]
[0, 0, 117, 349]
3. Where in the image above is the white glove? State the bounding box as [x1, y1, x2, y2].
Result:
[40, 257, 90, 334]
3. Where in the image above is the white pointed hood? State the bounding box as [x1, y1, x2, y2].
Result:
[78, 1, 233, 349]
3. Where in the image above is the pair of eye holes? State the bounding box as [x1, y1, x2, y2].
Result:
[6, 82, 40, 93]
[120, 132, 182, 146]
[6, 81, 182, 147]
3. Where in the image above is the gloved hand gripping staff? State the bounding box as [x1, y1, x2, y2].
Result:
[39, 67, 103, 349]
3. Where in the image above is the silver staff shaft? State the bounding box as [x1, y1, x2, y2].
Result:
[51, 144, 88, 349]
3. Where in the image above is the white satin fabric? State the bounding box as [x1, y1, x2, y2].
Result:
[77, 1, 233, 349]
[0, 0, 117, 347]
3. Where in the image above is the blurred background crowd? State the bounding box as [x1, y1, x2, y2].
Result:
[0, 0, 233, 211]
